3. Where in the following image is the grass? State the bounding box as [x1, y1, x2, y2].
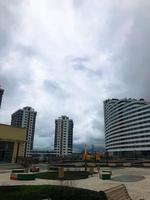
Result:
[35, 171, 94, 180]
[0, 185, 107, 200]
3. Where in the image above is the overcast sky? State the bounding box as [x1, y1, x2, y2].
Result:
[0, 0, 150, 150]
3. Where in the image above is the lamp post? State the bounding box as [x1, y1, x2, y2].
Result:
[84, 144, 87, 172]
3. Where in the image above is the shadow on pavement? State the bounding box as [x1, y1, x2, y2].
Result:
[112, 175, 145, 182]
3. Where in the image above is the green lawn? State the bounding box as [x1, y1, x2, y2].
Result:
[0, 185, 107, 200]
[35, 171, 94, 180]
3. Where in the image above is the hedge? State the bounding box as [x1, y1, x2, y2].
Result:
[35, 171, 91, 180]
[0, 185, 107, 200]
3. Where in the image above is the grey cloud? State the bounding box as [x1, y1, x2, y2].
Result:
[0, 0, 23, 55]
[38, 135, 51, 138]
[71, 57, 103, 78]
[43, 80, 71, 99]
[34, 118, 54, 149]
[92, 119, 104, 133]
[71, 57, 90, 63]
[0, 0, 28, 107]
[86, 137, 105, 148]
[44, 80, 63, 93]
[14, 44, 40, 58]
[1, 0, 150, 151]
[115, 3, 150, 100]
[73, 0, 84, 8]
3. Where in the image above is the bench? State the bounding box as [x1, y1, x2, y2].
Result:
[99, 169, 112, 180]
[104, 184, 132, 200]
[12, 169, 25, 173]
[100, 172, 111, 180]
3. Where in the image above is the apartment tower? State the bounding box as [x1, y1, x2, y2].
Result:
[0, 87, 4, 108]
[54, 116, 73, 157]
[11, 107, 37, 157]
[104, 98, 150, 158]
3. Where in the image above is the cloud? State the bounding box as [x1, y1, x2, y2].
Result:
[0, 0, 150, 150]
[117, 3, 150, 99]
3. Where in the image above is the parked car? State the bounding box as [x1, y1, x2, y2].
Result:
[30, 166, 40, 172]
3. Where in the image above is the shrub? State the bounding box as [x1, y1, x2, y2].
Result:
[35, 171, 91, 180]
[0, 185, 107, 200]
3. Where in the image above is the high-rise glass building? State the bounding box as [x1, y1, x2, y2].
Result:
[11, 107, 37, 157]
[54, 116, 73, 157]
[0, 87, 4, 108]
[104, 98, 150, 157]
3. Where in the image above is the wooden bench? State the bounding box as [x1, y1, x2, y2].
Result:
[104, 184, 132, 200]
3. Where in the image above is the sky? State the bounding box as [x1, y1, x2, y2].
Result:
[0, 0, 150, 150]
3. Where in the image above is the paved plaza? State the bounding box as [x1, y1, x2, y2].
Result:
[0, 167, 150, 200]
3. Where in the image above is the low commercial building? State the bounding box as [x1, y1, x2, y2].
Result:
[0, 124, 26, 163]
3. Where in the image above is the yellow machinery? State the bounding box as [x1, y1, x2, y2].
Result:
[82, 144, 102, 161]
[82, 152, 101, 161]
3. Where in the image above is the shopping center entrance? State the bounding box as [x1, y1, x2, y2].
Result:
[0, 141, 14, 163]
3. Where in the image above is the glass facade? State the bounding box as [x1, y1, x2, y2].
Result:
[0, 141, 14, 163]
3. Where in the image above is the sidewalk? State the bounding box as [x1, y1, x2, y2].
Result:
[0, 167, 149, 200]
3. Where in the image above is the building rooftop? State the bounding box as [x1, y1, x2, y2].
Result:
[0, 123, 26, 130]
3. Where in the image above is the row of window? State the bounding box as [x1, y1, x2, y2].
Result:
[106, 139, 150, 147]
[105, 110, 150, 127]
[110, 103, 150, 120]
[106, 129, 150, 141]
[105, 101, 145, 116]
[106, 134, 150, 144]
[107, 144, 150, 150]
[106, 120, 150, 134]
[105, 115, 150, 131]
[106, 125, 150, 138]
[105, 104, 141, 120]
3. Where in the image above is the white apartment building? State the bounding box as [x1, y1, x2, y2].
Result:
[0, 87, 4, 108]
[104, 98, 150, 158]
[54, 116, 73, 157]
[11, 107, 37, 157]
